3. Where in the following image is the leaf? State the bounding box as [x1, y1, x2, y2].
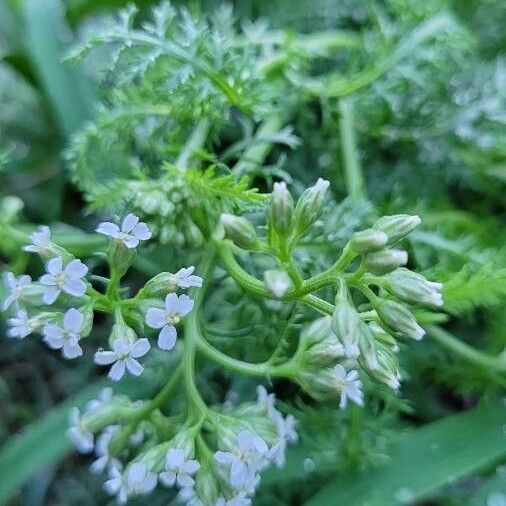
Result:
[0, 374, 157, 503]
[306, 401, 506, 505]
[442, 263, 506, 314]
[23, 0, 95, 138]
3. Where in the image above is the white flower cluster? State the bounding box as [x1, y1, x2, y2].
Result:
[65, 386, 298, 506]
[2, 216, 202, 384]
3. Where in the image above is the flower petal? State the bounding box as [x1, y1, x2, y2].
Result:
[63, 308, 84, 333]
[65, 259, 88, 279]
[129, 338, 150, 358]
[96, 222, 120, 237]
[122, 236, 139, 249]
[121, 213, 139, 233]
[63, 341, 83, 359]
[176, 294, 194, 316]
[63, 278, 87, 297]
[109, 360, 126, 381]
[158, 325, 177, 351]
[145, 308, 166, 329]
[39, 274, 57, 286]
[132, 222, 152, 240]
[47, 257, 63, 276]
[42, 286, 60, 305]
[164, 293, 179, 312]
[125, 357, 144, 376]
[94, 350, 117, 365]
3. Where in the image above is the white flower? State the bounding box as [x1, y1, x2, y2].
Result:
[7, 309, 33, 339]
[85, 387, 113, 413]
[2, 272, 31, 310]
[159, 448, 201, 488]
[256, 385, 277, 419]
[23, 226, 51, 255]
[94, 338, 150, 381]
[217, 495, 252, 506]
[67, 407, 94, 453]
[168, 266, 203, 289]
[215, 431, 268, 489]
[332, 364, 364, 409]
[145, 293, 194, 351]
[97, 213, 151, 249]
[90, 425, 122, 474]
[104, 462, 157, 504]
[178, 487, 203, 506]
[42, 308, 84, 359]
[40, 257, 88, 304]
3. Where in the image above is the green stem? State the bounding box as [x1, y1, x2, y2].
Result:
[428, 325, 506, 375]
[182, 244, 217, 419]
[174, 118, 210, 169]
[339, 98, 365, 200]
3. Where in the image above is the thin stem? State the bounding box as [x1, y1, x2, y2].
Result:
[428, 325, 506, 375]
[196, 332, 296, 378]
[174, 118, 210, 169]
[339, 98, 365, 200]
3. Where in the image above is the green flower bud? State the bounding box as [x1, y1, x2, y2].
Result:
[368, 321, 399, 352]
[375, 300, 425, 340]
[331, 299, 361, 358]
[269, 181, 294, 239]
[18, 283, 46, 306]
[80, 299, 95, 337]
[304, 335, 345, 366]
[220, 213, 259, 250]
[358, 322, 380, 371]
[365, 249, 408, 275]
[108, 240, 136, 278]
[109, 322, 137, 347]
[381, 268, 443, 307]
[373, 214, 421, 244]
[136, 441, 171, 472]
[293, 178, 330, 236]
[300, 316, 332, 348]
[350, 228, 388, 254]
[194, 468, 219, 506]
[264, 269, 292, 298]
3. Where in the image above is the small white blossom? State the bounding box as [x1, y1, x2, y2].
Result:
[159, 448, 201, 488]
[145, 293, 194, 351]
[332, 364, 364, 409]
[40, 257, 88, 304]
[97, 213, 152, 249]
[2, 272, 31, 310]
[215, 431, 268, 489]
[217, 495, 252, 506]
[256, 386, 277, 419]
[6, 309, 33, 339]
[67, 407, 94, 453]
[178, 487, 203, 506]
[90, 425, 122, 474]
[168, 266, 203, 289]
[94, 338, 150, 381]
[23, 226, 51, 255]
[104, 462, 157, 504]
[42, 308, 84, 359]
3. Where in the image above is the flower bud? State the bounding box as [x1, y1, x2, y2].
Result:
[381, 268, 443, 307]
[373, 214, 421, 244]
[331, 299, 361, 358]
[300, 316, 332, 348]
[293, 178, 330, 236]
[194, 468, 219, 506]
[365, 249, 408, 275]
[375, 300, 425, 340]
[368, 321, 399, 352]
[367, 348, 401, 390]
[109, 322, 137, 347]
[350, 228, 388, 254]
[80, 299, 95, 337]
[264, 269, 292, 298]
[357, 322, 380, 371]
[269, 181, 294, 239]
[220, 213, 259, 250]
[108, 240, 136, 278]
[304, 335, 345, 366]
